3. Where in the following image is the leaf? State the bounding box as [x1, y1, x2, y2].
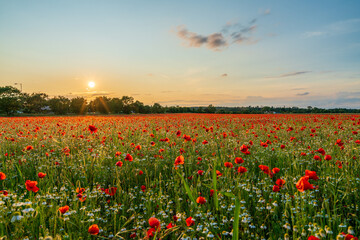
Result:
[176, 172, 196, 205]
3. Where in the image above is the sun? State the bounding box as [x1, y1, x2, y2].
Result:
[88, 81, 95, 88]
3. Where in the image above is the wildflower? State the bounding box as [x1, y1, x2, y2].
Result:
[88, 125, 97, 133]
[124, 154, 133, 162]
[305, 170, 319, 181]
[88, 224, 100, 235]
[296, 176, 314, 192]
[38, 172, 46, 178]
[115, 161, 123, 167]
[25, 180, 39, 193]
[308, 236, 320, 240]
[174, 155, 184, 166]
[186, 217, 195, 227]
[196, 196, 206, 204]
[59, 205, 69, 214]
[224, 162, 233, 168]
[149, 217, 160, 229]
[237, 166, 247, 174]
[234, 157, 244, 164]
[0, 172, 6, 180]
[272, 185, 280, 192]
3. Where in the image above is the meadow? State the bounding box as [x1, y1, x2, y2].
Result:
[0, 114, 359, 240]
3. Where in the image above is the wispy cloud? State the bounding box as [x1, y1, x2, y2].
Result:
[296, 92, 310, 96]
[303, 18, 360, 38]
[175, 15, 264, 51]
[265, 71, 311, 79]
[68, 91, 113, 98]
[221, 73, 228, 77]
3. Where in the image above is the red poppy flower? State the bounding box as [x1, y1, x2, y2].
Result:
[88, 224, 100, 235]
[272, 185, 280, 192]
[186, 217, 195, 227]
[197, 170, 204, 175]
[0, 172, 6, 180]
[26, 145, 34, 151]
[88, 125, 97, 134]
[313, 155, 321, 161]
[139, 170, 143, 175]
[196, 196, 206, 204]
[210, 189, 214, 197]
[237, 166, 247, 173]
[308, 236, 320, 240]
[272, 167, 280, 174]
[317, 148, 325, 155]
[276, 179, 286, 188]
[124, 154, 133, 162]
[141, 185, 146, 192]
[174, 155, 185, 166]
[148, 217, 160, 229]
[116, 161, 123, 167]
[305, 170, 319, 181]
[25, 180, 39, 193]
[147, 228, 156, 238]
[224, 162, 233, 168]
[341, 232, 358, 240]
[59, 205, 69, 214]
[166, 222, 176, 229]
[296, 176, 314, 192]
[234, 157, 244, 164]
[38, 172, 46, 178]
[324, 155, 332, 161]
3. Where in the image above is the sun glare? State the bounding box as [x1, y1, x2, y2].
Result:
[88, 81, 95, 88]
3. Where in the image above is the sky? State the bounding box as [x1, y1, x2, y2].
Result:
[1, 0, 360, 108]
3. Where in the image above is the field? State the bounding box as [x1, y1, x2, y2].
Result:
[0, 114, 359, 240]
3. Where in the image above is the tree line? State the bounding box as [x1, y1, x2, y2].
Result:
[0, 86, 359, 115]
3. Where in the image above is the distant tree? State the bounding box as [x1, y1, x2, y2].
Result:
[109, 98, 123, 113]
[24, 93, 48, 113]
[151, 103, 164, 113]
[48, 96, 70, 115]
[121, 96, 134, 114]
[0, 86, 24, 115]
[133, 100, 145, 113]
[205, 104, 216, 113]
[90, 96, 111, 114]
[70, 97, 87, 114]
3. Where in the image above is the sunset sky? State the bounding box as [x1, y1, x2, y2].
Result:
[1, 1, 360, 108]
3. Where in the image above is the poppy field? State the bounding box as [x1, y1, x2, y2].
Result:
[0, 114, 359, 240]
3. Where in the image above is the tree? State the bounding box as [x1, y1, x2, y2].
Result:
[70, 97, 87, 114]
[48, 96, 70, 115]
[109, 98, 123, 113]
[0, 86, 24, 115]
[24, 93, 48, 113]
[90, 96, 111, 114]
[151, 103, 164, 113]
[205, 104, 216, 113]
[121, 96, 134, 114]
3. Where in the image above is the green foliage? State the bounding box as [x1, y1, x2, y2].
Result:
[0, 86, 24, 115]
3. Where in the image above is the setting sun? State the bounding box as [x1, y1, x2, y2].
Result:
[88, 81, 95, 88]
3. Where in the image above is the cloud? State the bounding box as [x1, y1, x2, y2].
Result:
[291, 88, 307, 91]
[221, 73, 228, 77]
[68, 91, 113, 98]
[176, 15, 263, 51]
[265, 71, 311, 78]
[303, 31, 326, 38]
[176, 26, 228, 51]
[263, 9, 271, 15]
[296, 92, 310, 96]
[303, 18, 360, 38]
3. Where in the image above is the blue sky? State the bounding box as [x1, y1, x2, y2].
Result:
[0, 0, 359, 108]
